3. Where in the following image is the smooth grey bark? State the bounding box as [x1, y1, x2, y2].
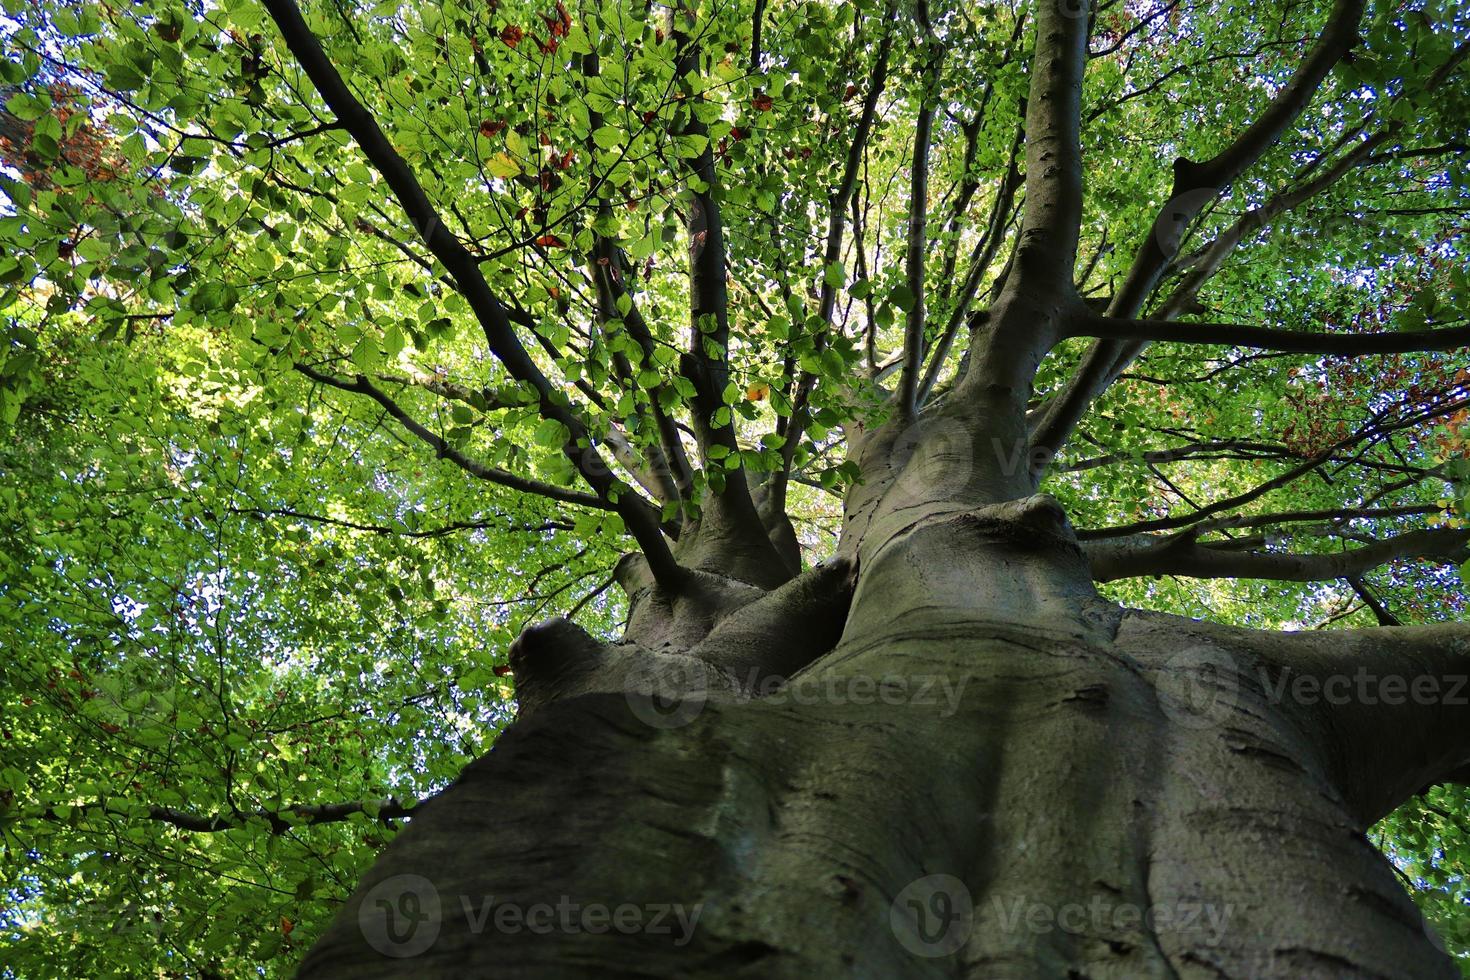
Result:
[295, 438, 1467, 979]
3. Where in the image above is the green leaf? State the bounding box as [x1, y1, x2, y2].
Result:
[534, 418, 569, 448]
[486, 152, 521, 178]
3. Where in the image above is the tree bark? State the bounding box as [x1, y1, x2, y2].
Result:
[296, 475, 1463, 979]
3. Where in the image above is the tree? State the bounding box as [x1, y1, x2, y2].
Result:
[2, 0, 1469, 975]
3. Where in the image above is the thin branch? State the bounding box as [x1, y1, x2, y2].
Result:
[670, 7, 770, 548]
[897, 97, 938, 417]
[35, 798, 417, 835]
[294, 363, 612, 510]
[1078, 313, 1470, 355]
[228, 506, 573, 539]
[1346, 575, 1400, 626]
[261, 0, 681, 586]
[918, 126, 1024, 405]
[774, 6, 896, 506]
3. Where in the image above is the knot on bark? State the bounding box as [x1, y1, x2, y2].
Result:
[508, 617, 610, 717]
[957, 494, 1075, 546]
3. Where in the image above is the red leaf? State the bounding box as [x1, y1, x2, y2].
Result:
[752, 92, 773, 112]
[492, 665, 514, 676]
[500, 24, 524, 47]
[535, 234, 565, 248]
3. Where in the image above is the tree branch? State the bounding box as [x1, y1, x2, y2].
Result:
[1077, 313, 1470, 355]
[1346, 575, 1400, 627]
[1080, 502, 1443, 540]
[918, 126, 1024, 405]
[1030, 0, 1366, 454]
[1086, 526, 1470, 582]
[261, 0, 682, 587]
[1255, 624, 1470, 825]
[666, 7, 782, 571]
[897, 96, 937, 417]
[37, 798, 418, 835]
[294, 364, 611, 510]
[773, 6, 896, 508]
[1013, 0, 1090, 288]
[228, 506, 572, 539]
[582, 51, 691, 510]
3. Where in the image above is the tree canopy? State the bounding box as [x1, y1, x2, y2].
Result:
[1, 0, 1468, 974]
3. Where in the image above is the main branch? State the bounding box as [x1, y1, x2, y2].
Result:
[261, 0, 681, 586]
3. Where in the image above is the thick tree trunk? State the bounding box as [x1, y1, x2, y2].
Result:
[297, 487, 1457, 978]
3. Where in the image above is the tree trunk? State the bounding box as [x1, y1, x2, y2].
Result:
[296, 476, 1458, 978]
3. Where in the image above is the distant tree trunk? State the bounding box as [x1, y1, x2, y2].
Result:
[295, 404, 1462, 979]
